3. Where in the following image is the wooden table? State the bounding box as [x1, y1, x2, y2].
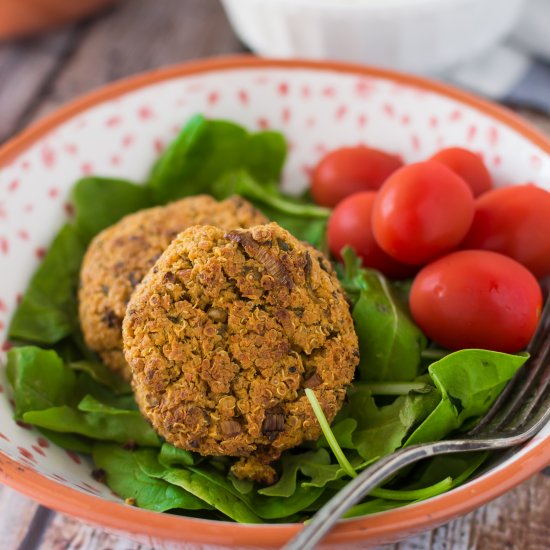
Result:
[1, 0, 550, 548]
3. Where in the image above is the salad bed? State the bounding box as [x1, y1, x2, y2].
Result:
[6, 115, 530, 522]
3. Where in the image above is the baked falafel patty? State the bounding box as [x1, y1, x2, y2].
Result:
[79, 195, 268, 380]
[122, 222, 359, 482]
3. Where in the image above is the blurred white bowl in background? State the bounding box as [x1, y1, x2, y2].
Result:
[220, 0, 526, 74]
[513, 0, 550, 62]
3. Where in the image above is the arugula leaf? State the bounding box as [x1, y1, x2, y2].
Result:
[93, 443, 207, 512]
[71, 177, 151, 243]
[148, 115, 286, 204]
[405, 350, 527, 446]
[6, 346, 75, 418]
[23, 405, 160, 447]
[341, 248, 426, 382]
[8, 225, 85, 345]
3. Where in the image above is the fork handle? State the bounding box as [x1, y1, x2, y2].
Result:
[283, 440, 499, 550]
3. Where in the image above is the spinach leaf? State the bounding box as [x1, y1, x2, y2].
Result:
[137, 453, 262, 523]
[317, 417, 358, 450]
[251, 485, 324, 520]
[255, 204, 328, 250]
[148, 115, 286, 204]
[158, 443, 196, 467]
[70, 360, 131, 395]
[243, 131, 287, 183]
[405, 350, 527, 446]
[214, 171, 329, 248]
[93, 443, 207, 512]
[343, 498, 407, 518]
[349, 386, 440, 461]
[6, 346, 75, 418]
[23, 405, 160, 447]
[258, 450, 329, 497]
[341, 248, 426, 382]
[72, 374, 137, 411]
[301, 450, 375, 489]
[39, 429, 93, 454]
[77, 394, 135, 415]
[8, 225, 85, 345]
[71, 177, 151, 243]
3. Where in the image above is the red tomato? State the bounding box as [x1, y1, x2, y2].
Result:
[311, 146, 403, 207]
[327, 192, 416, 279]
[410, 250, 542, 352]
[462, 184, 550, 279]
[372, 161, 475, 265]
[430, 147, 492, 197]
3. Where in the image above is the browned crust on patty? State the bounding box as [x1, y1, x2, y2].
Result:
[122, 222, 358, 477]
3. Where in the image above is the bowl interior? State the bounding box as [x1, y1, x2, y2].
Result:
[1, 61, 550, 523]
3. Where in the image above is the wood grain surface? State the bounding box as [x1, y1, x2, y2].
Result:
[1, 0, 549, 548]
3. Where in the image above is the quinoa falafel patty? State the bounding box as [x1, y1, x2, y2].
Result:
[79, 195, 268, 380]
[123, 222, 359, 481]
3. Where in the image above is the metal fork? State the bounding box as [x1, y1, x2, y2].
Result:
[284, 295, 550, 550]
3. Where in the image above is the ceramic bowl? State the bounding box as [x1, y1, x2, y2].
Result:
[0, 0, 116, 40]
[219, 0, 526, 74]
[0, 57, 549, 549]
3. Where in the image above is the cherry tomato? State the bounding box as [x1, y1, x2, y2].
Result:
[462, 184, 550, 279]
[372, 161, 475, 265]
[311, 146, 403, 207]
[327, 192, 416, 279]
[410, 250, 542, 352]
[430, 147, 492, 197]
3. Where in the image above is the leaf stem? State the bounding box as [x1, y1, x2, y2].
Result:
[305, 388, 357, 479]
[232, 172, 331, 219]
[355, 382, 433, 396]
[370, 476, 453, 501]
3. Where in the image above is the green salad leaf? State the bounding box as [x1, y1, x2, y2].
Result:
[71, 177, 152, 243]
[93, 444, 208, 512]
[8, 225, 85, 345]
[137, 452, 263, 523]
[23, 404, 160, 447]
[5, 113, 533, 525]
[341, 248, 427, 382]
[7, 346, 76, 418]
[405, 350, 528, 445]
[70, 360, 132, 395]
[148, 115, 286, 204]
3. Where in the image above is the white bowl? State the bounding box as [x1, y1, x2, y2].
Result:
[220, 0, 526, 74]
[1, 57, 550, 548]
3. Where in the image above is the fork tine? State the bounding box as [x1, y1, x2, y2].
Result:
[511, 344, 550, 429]
[469, 295, 550, 435]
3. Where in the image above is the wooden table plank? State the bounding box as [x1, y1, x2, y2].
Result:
[0, 484, 41, 548]
[0, 27, 80, 142]
[25, 0, 245, 125]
